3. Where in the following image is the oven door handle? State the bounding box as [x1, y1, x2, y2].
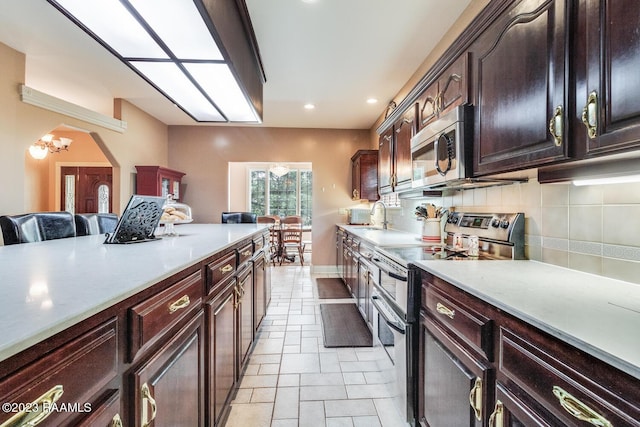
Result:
[371, 258, 408, 282]
[371, 295, 406, 334]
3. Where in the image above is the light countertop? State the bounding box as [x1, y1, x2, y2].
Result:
[0, 224, 268, 362]
[338, 224, 640, 379]
[413, 259, 640, 380]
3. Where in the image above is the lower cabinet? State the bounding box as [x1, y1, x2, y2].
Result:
[236, 264, 254, 375]
[253, 252, 267, 332]
[75, 389, 123, 427]
[0, 319, 118, 427]
[419, 270, 640, 427]
[419, 314, 491, 427]
[129, 311, 205, 427]
[206, 277, 237, 425]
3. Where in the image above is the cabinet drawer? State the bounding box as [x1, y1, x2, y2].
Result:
[75, 389, 122, 427]
[253, 235, 265, 252]
[129, 271, 203, 360]
[237, 242, 253, 266]
[206, 251, 237, 293]
[0, 319, 118, 426]
[499, 325, 640, 426]
[424, 284, 493, 360]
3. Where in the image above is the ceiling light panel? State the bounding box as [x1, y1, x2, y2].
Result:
[185, 63, 258, 122]
[48, 0, 260, 123]
[52, 0, 168, 58]
[132, 62, 224, 121]
[128, 0, 223, 60]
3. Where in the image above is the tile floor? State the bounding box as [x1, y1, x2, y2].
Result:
[224, 263, 409, 427]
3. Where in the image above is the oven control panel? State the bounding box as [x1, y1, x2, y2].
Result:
[445, 212, 524, 247]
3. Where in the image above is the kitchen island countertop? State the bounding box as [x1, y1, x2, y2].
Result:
[0, 223, 268, 363]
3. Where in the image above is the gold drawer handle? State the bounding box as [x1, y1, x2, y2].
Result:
[111, 413, 123, 427]
[141, 382, 157, 427]
[242, 250, 252, 257]
[469, 377, 482, 421]
[436, 302, 455, 319]
[220, 264, 233, 273]
[488, 400, 504, 427]
[168, 294, 190, 313]
[552, 386, 612, 427]
[0, 384, 64, 427]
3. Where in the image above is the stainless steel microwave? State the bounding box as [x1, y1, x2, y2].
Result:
[410, 105, 473, 189]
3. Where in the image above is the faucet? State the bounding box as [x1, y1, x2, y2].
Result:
[370, 201, 388, 230]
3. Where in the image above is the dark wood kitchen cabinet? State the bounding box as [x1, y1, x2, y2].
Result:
[417, 53, 469, 130]
[419, 274, 493, 427]
[351, 149, 379, 201]
[0, 320, 119, 427]
[206, 276, 237, 425]
[378, 105, 416, 194]
[130, 312, 205, 427]
[418, 269, 640, 427]
[135, 165, 186, 201]
[253, 252, 267, 332]
[471, 0, 570, 176]
[573, 0, 640, 157]
[237, 264, 254, 371]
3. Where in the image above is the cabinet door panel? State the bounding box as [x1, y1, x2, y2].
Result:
[237, 265, 254, 370]
[580, 0, 640, 155]
[378, 128, 394, 194]
[254, 255, 266, 331]
[208, 278, 236, 425]
[131, 312, 204, 427]
[393, 106, 416, 191]
[473, 0, 569, 175]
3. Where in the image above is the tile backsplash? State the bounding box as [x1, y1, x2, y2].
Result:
[376, 172, 640, 285]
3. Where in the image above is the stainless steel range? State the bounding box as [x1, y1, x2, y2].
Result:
[369, 212, 525, 427]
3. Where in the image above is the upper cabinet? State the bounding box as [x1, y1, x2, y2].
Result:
[351, 150, 379, 201]
[574, 0, 640, 157]
[417, 53, 470, 131]
[378, 106, 417, 195]
[470, 0, 570, 176]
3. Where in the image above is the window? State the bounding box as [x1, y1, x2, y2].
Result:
[250, 168, 312, 226]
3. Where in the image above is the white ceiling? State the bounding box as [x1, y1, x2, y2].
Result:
[0, 0, 471, 130]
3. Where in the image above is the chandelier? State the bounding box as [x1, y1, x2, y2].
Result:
[270, 164, 290, 177]
[28, 134, 73, 159]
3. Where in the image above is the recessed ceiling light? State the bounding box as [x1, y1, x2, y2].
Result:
[304, 103, 315, 110]
[366, 98, 378, 104]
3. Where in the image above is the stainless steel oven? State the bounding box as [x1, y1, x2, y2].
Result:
[369, 252, 418, 426]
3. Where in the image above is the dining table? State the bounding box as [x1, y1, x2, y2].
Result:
[269, 224, 311, 263]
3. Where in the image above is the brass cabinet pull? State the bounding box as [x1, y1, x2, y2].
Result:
[488, 400, 504, 427]
[220, 264, 233, 273]
[168, 294, 190, 314]
[242, 250, 252, 257]
[581, 91, 598, 139]
[552, 386, 612, 427]
[0, 384, 64, 427]
[548, 105, 564, 147]
[111, 413, 124, 427]
[141, 382, 157, 427]
[436, 302, 455, 319]
[352, 189, 359, 200]
[468, 377, 483, 421]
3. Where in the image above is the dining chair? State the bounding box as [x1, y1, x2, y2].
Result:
[0, 212, 76, 245]
[257, 216, 276, 224]
[279, 227, 304, 266]
[280, 215, 302, 227]
[75, 213, 118, 236]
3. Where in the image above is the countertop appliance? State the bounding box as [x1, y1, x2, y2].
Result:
[348, 208, 370, 225]
[411, 105, 526, 191]
[369, 211, 525, 426]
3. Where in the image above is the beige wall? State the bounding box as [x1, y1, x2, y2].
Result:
[0, 42, 169, 218]
[168, 126, 371, 266]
